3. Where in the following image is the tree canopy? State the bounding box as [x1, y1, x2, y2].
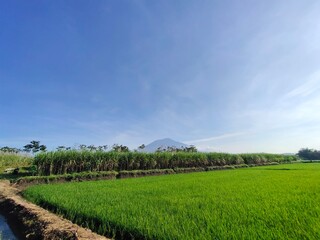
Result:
[297, 148, 320, 160]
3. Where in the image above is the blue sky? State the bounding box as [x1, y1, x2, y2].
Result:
[1, 0, 320, 153]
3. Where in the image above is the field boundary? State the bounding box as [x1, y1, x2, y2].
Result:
[0, 180, 109, 240]
[13, 162, 282, 187]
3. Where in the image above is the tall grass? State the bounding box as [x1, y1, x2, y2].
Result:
[23, 163, 320, 239]
[34, 151, 298, 175]
[0, 151, 33, 172]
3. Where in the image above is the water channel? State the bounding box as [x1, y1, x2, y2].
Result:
[0, 214, 19, 240]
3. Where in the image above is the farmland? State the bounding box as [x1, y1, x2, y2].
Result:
[34, 150, 296, 175]
[0, 152, 33, 175]
[0, 152, 32, 170]
[23, 163, 320, 239]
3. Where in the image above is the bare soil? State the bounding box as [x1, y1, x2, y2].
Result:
[0, 180, 109, 240]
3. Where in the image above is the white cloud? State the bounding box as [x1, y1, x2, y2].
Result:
[185, 132, 247, 144]
[284, 70, 320, 99]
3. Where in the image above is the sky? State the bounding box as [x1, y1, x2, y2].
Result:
[1, 0, 320, 153]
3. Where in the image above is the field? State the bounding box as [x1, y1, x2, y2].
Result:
[34, 150, 297, 175]
[0, 152, 33, 176]
[23, 163, 320, 239]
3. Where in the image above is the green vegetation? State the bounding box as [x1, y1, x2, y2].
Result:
[0, 151, 33, 173]
[0, 140, 46, 179]
[0, 152, 34, 180]
[14, 165, 263, 184]
[16, 171, 118, 185]
[23, 163, 320, 239]
[34, 150, 297, 175]
[298, 148, 320, 160]
[22, 140, 47, 153]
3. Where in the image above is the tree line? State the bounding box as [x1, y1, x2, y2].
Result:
[1, 141, 198, 154]
[297, 148, 320, 160]
[2, 141, 319, 158]
[0, 140, 47, 153]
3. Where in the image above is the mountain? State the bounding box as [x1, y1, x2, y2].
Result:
[140, 138, 189, 153]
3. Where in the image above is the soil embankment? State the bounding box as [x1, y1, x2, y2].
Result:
[0, 180, 109, 240]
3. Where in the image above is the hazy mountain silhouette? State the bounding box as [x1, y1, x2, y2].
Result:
[140, 138, 189, 152]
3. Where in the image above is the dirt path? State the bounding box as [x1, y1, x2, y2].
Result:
[0, 180, 109, 240]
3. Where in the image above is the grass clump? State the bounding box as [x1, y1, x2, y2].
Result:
[117, 169, 175, 178]
[16, 171, 117, 185]
[0, 151, 34, 179]
[0, 152, 32, 171]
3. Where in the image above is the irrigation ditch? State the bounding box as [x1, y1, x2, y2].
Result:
[0, 213, 20, 240]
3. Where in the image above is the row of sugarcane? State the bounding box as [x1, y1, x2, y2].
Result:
[33, 150, 298, 176]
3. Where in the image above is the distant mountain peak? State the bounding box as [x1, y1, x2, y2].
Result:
[139, 138, 189, 152]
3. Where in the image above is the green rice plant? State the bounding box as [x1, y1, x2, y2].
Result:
[23, 163, 320, 239]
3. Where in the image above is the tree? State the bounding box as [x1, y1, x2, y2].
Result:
[0, 146, 20, 153]
[56, 146, 66, 151]
[87, 145, 97, 151]
[95, 145, 108, 151]
[23, 140, 46, 153]
[79, 144, 87, 150]
[153, 145, 198, 153]
[112, 144, 129, 152]
[138, 144, 145, 151]
[298, 148, 320, 160]
[183, 145, 198, 152]
[156, 147, 164, 153]
[166, 146, 178, 152]
[39, 144, 47, 152]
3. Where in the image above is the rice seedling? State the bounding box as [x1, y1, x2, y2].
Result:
[23, 163, 320, 239]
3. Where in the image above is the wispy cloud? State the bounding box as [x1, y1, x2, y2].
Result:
[3, 1, 320, 154]
[185, 132, 247, 144]
[284, 70, 320, 99]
